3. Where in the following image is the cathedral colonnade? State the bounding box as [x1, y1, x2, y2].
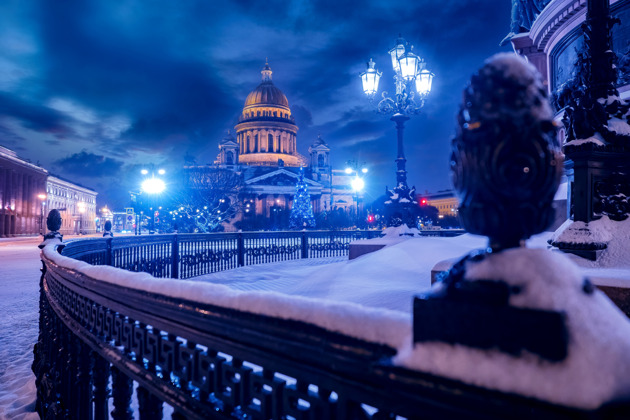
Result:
[237, 129, 296, 155]
[0, 146, 48, 237]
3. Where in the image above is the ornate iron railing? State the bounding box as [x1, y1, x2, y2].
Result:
[60, 230, 381, 279]
[34, 230, 624, 419]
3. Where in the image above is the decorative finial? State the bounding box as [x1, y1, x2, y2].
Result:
[262, 59, 272, 82]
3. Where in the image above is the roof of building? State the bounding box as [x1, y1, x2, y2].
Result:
[244, 62, 289, 108]
[311, 134, 328, 147]
[48, 173, 98, 194]
[220, 130, 236, 145]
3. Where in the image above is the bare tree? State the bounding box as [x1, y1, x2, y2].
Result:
[173, 166, 244, 232]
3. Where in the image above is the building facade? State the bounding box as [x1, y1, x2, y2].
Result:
[424, 190, 459, 217]
[202, 63, 360, 229]
[46, 175, 98, 235]
[0, 145, 48, 237]
[510, 0, 630, 100]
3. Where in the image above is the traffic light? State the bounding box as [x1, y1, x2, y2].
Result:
[420, 198, 428, 206]
[367, 214, 375, 223]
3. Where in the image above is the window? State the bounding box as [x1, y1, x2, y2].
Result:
[268, 134, 274, 152]
[318, 154, 325, 166]
[226, 151, 234, 165]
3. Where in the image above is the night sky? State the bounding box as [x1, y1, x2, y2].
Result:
[0, 0, 512, 209]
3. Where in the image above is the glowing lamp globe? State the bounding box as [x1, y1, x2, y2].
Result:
[388, 36, 406, 72]
[351, 177, 365, 192]
[345, 167, 353, 174]
[416, 69, 434, 96]
[398, 50, 420, 81]
[142, 178, 166, 194]
[360, 59, 382, 96]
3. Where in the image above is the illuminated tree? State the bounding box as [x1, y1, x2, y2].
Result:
[173, 166, 244, 232]
[289, 167, 316, 229]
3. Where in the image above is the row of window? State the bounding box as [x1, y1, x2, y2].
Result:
[244, 110, 289, 119]
[46, 185, 95, 204]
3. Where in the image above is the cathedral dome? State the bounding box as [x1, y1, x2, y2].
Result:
[245, 83, 289, 108]
[243, 62, 289, 109]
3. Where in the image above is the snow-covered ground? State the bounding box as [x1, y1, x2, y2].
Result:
[0, 238, 42, 420]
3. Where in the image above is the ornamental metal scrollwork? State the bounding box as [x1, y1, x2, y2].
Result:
[245, 244, 300, 257]
[122, 257, 171, 277]
[309, 240, 350, 252]
[180, 249, 238, 267]
[593, 173, 630, 221]
[38, 273, 403, 419]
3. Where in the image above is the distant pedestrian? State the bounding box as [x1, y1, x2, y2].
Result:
[103, 220, 114, 238]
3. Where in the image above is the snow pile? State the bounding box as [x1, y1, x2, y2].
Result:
[564, 132, 606, 147]
[396, 248, 630, 409]
[381, 225, 419, 238]
[551, 217, 613, 244]
[552, 216, 630, 267]
[198, 234, 489, 313]
[607, 117, 630, 136]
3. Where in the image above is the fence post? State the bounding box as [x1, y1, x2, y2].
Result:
[237, 232, 244, 267]
[106, 238, 112, 266]
[301, 231, 308, 259]
[171, 234, 179, 279]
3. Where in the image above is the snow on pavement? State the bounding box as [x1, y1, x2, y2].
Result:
[195, 234, 489, 313]
[0, 238, 41, 420]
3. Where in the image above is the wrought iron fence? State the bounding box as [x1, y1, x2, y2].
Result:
[61, 230, 381, 279]
[35, 229, 623, 419]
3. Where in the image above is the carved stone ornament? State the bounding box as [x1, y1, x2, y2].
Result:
[415, 54, 568, 362]
[451, 53, 563, 251]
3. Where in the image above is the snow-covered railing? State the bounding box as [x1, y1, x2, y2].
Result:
[60, 230, 381, 279]
[34, 241, 613, 420]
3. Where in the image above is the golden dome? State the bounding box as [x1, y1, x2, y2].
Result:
[243, 62, 289, 109]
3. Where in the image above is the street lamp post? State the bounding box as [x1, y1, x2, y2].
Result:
[37, 193, 47, 235]
[140, 167, 166, 234]
[360, 35, 434, 226]
[345, 161, 368, 226]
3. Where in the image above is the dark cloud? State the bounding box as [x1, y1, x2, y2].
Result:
[0, 94, 72, 135]
[54, 151, 124, 178]
[291, 105, 313, 129]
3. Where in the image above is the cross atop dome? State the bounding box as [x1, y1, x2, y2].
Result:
[261, 59, 272, 82]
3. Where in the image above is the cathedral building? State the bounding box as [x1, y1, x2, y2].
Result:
[207, 62, 359, 229]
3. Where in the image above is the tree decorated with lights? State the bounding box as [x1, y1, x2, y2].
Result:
[289, 167, 316, 229]
[172, 167, 243, 233]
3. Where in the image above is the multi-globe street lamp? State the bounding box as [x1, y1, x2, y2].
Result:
[345, 161, 368, 225]
[360, 34, 434, 226]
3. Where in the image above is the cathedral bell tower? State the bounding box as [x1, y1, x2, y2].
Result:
[216, 131, 239, 167]
[308, 135, 330, 178]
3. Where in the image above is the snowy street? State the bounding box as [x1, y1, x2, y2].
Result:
[0, 238, 42, 420]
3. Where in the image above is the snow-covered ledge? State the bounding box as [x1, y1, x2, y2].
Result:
[42, 235, 630, 411]
[42, 244, 410, 349]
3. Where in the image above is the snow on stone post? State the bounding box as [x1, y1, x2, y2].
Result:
[549, 0, 630, 261]
[38, 208, 64, 249]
